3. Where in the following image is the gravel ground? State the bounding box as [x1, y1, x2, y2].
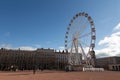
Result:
[0, 70, 120, 80]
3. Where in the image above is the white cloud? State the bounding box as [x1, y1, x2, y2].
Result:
[57, 46, 65, 52]
[113, 23, 120, 30]
[96, 23, 120, 58]
[19, 46, 36, 51]
[0, 44, 37, 51]
[98, 32, 120, 46]
[58, 46, 64, 50]
[0, 44, 12, 49]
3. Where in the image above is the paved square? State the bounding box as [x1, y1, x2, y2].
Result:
[0, 70, 120, 80]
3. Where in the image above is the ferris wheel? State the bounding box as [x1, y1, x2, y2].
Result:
[65, 12, 96, 66]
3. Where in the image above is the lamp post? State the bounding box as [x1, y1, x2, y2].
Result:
[33, 51, 36, 74]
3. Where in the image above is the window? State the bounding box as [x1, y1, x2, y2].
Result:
[112, 66, 115, 70]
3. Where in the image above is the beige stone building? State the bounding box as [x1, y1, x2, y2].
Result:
[109, 64, 120, 71]
[0, 48, 35, 70]
[0, 48, 68, 71]
[1, 48, 120, 71]
[55, 51, 68, 70]
[96, 56, 120, 70]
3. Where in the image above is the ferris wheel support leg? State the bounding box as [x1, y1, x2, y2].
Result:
[79, 43, 90, 66]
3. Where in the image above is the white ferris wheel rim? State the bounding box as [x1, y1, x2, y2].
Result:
[65, 12, 96, 56]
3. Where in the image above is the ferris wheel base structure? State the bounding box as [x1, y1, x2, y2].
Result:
[66, 49, 96, 71]
[64, 12, 96, 71]
[67, 51, 96, 71]
[67, 65, 93, 71]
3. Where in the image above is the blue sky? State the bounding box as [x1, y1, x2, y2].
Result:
[0, 0, 120, 57]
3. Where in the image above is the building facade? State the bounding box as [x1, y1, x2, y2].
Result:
[96, 56, 120, 70]
[109, 64, 120, 71]
[0, 48, 68, 71]
[1, 48, 119, 71]
[0, 48, 35, 70]
[55, 51, 68, 70]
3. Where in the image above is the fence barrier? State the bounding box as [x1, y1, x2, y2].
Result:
[83, 67, 104, 72]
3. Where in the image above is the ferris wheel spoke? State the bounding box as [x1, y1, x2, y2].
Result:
[79, 20, 89, 34]
[70, 42, 74, 53]
[67, 39, 73, 45]
[70, 17, 84, 34]
[65, 40, 73, 51]
[77, 17, 85, 31]
[79, 43, 87, 61]
[80, 40, 90, 47]
[80, 32, 91, 38]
